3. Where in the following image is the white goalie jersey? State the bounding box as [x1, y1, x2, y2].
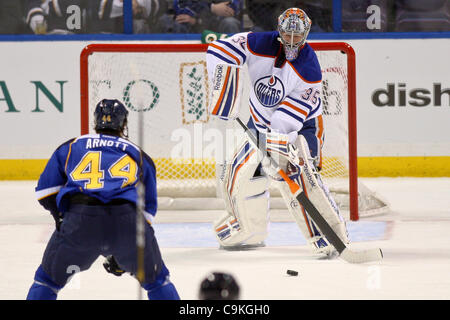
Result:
[206, 31, 323, 139]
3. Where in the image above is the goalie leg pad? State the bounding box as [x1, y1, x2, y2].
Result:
[269, 134, 349, 256]
[295, 135, 349, 253]
[214, 138, 270, 247]
[271, 178, 318, 244]
[215, 189, 269, 246]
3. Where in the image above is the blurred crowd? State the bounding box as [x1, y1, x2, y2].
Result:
[0, 0, 449, 35]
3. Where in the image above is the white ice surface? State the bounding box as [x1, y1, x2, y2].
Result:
[0, 178, 449, 300]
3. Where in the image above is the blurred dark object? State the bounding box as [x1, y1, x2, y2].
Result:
[8, 0, 450, 36]
[245, 0, 332, 32]
[245, 0, 284, 31]
[25, 0, 85, 34]
[162, 0, 242, 34]
[394, 0, 450, 31]
[341, 0, 390, 32]
[23, 0, 169, 34]
[0, 0, 28, 34]
[198, 272, 240, 300]
[87, 0, 169, 33]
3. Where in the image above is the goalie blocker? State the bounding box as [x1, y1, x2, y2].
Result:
[209, 64, 242, 120]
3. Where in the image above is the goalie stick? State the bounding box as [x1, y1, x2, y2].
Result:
[235, 117, 383, 264]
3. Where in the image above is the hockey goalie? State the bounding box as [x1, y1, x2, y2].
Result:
[206, 8, 349, 257]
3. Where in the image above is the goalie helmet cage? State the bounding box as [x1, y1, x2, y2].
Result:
[80, 42, 386, 221]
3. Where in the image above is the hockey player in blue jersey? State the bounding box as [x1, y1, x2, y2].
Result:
[26, 99, 180, 300]
[206, 8, 349, 257]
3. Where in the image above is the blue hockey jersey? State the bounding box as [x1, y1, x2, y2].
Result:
[35, 134, 158, 220]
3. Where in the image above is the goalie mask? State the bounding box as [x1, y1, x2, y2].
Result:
[94, 99, 129, 137]
[277, 8, 312, 61]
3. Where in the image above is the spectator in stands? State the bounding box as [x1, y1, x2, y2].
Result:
[394, 0, 450, 32]
[297, 0, 333, 32]
[246, 0, 331, 32]
[86, 0, 169, 33]
[26, 0, 85, 34]
[162, 0, 242, 34]
[245, 0, 284, 32]
[0, 0, 27, 34]
[25, 0, 168, 34]
[341, 0, 390, 32]
[131, 0, 170, 33]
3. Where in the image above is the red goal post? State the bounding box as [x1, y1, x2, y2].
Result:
[80, 42, 360, 220]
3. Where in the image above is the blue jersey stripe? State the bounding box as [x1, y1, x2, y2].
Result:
[220, 74, 236, 117]
[232, 141, 252, 169]
[255, 122, 268, 131]
[216, 40, 247, 63]
[307, 97, 322, 119]
[277, 107, 305, 124]
[249, 100, 270, 125]
[206, 50, 235, 65]
[286, 95, 313, 111]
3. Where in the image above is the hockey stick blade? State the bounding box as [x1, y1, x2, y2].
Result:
[340, 247, 383, 264]
[297, 192, 383, 264]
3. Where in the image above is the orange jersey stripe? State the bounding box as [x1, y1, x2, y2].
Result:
[280, 101, 309, 117]
[316, 115, 324, 146]
[212, 66, 231, 115]
[316, 115, 324, 168]
[249, 106, 262, 124]
[209, 43, 241, 65]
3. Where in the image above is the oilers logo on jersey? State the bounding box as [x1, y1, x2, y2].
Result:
[254, 75, 285, 108]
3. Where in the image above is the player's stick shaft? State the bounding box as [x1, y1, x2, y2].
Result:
[136, 107, 146, 300]
[136, 183, 145, 300]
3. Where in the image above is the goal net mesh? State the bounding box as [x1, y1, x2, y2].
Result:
[83, 44, 388, 220]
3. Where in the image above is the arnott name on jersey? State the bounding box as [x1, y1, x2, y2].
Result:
[254, 75, 285, 108]
[85, 138, 129, 151]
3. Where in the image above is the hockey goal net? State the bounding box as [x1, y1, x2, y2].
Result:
[80, 43, 388, 221]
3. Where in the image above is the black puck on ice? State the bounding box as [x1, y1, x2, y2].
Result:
[286, 269, 298, 276]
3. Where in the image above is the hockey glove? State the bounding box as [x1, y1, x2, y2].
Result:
[265, 130, 304, 168]
[103, 255, 126, 277]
